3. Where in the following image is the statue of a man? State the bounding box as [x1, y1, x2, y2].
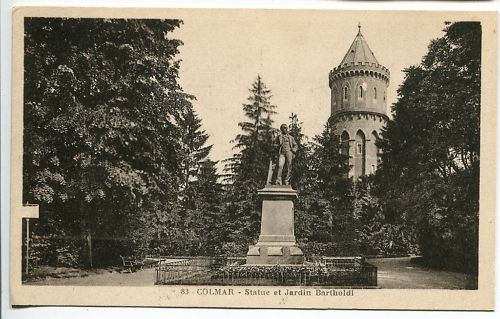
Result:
[268, 124, 297, 186]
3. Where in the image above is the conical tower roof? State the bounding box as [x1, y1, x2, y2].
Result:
[340, 26, 379, 66]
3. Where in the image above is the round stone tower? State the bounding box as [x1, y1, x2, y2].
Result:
[329, 25, 390, 179]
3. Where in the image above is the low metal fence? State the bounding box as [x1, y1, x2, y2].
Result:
[154, 256, 245, 284]
[154, 256, 377, 286]
[214, 264, 377, 286]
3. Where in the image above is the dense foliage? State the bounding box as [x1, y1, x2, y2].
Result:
[374, 22, 481, 273]
[23, 18, 211, 267]
[293, 119, 356, 256]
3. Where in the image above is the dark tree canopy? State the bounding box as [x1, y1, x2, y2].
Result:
[23, 18, 208, 266]
[294, 119, 355, 255]
[374, 22, 481, 273]
[178, 108, 212, 209]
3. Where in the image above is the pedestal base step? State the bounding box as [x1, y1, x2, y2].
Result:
[246, 244, 304, 265]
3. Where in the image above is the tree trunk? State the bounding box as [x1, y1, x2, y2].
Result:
[81, 205, 93, 268]
[87, 230, 93, 268]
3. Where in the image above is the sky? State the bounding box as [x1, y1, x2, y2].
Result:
[172, 10, 448, 169]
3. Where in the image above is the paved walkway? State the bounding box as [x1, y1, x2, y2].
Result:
[29, 268, 157, 286]
[27, 257, 476, 289]
[27, 258, 183, 286]
[368, 257, 477, 289]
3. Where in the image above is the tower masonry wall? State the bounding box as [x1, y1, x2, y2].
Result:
[333, 113, 386, 177]
[330, 68, 389, 117]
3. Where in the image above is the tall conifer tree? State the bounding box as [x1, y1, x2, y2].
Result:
[178, 108, 212, 209]
[222, 76, 277, 251]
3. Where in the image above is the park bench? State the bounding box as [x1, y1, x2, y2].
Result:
[120, 255, 145, 273]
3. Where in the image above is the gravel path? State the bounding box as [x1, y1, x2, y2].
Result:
[27, 258, 184, 286]
[28, 268, 157, 286]
[368, 257, 477, 289]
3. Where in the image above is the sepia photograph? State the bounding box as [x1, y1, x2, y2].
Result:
[9, 7, 496, 309]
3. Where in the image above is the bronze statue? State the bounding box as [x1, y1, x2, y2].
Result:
[266, 124, 298, 186]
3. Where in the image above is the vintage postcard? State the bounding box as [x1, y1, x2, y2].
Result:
[10, 7, 496, 309]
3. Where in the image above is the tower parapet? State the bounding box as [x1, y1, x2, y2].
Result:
[330, 63, 390, 85]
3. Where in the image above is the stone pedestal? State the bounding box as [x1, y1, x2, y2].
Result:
[246, 185, 304, 264]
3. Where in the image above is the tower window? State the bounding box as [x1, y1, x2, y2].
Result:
[358, 86, 363, 98]
[341, 131, 350, 164]
[374, 87, 377, 99]
[355, 130, 366, 177]
[343, 87, 348, 100]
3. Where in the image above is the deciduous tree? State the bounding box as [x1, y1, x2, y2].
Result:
[375, 22, 481, 273]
